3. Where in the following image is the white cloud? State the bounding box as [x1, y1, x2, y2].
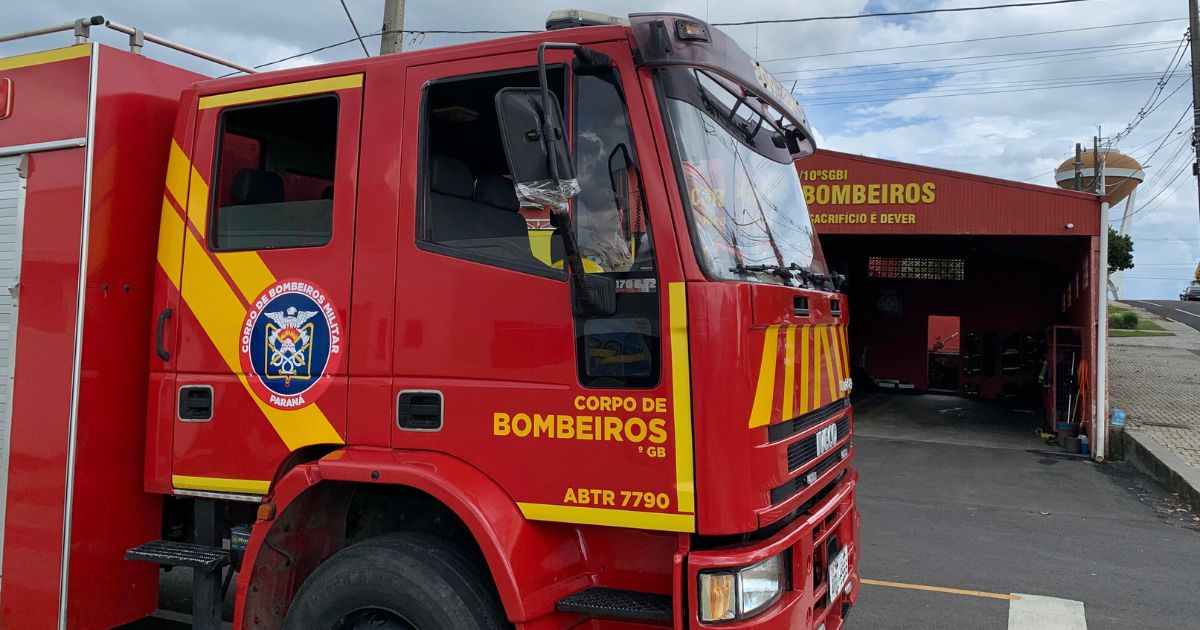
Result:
[4, 0, 1196, 296]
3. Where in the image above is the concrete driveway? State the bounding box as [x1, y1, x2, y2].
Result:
[847, 393, 1200, 630]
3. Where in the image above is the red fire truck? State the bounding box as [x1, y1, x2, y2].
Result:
[0, 11, 858, 629]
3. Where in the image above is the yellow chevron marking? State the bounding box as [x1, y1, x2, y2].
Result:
[782, 325, 796, 418]
[840, 324, 851, 395]
[164, 141, 190, 208]
[748, 325, 780, 428]
[518, 502, 695, 533]
[799, 324, 811, 415]
[0, 44, 89, 71]
[812, 324, 823, 411]
[199, 74, 363, 110]
[179, 226, 342, 450]
[829, 324, 845, 394]
[822, 325, 838, 402]
[667, 283, 695, 514]
[172, 475, 269, 495]
[156, 200, 185, 288]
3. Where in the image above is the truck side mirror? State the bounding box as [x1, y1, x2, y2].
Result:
[495, 87, 578, 207]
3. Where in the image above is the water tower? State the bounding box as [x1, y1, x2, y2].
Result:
[1054, 149, 1144, 299]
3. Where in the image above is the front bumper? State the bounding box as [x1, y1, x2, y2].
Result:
[686, 469, 860, 629]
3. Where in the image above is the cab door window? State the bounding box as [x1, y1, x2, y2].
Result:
[417, 68, 566, 277]
[210, 96, 338, 251]
[572, 69, 661, 388]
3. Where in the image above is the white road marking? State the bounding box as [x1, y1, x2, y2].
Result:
[1173, 308, 1200, 319]
[1008, 594, 1087, 630]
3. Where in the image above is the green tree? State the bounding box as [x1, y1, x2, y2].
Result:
[1108, 227, 1134, 274]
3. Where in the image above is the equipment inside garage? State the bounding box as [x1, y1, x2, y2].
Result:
[799, 150, 1104, 457]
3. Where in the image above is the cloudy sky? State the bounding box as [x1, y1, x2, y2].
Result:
[6, 0, 1197, 298]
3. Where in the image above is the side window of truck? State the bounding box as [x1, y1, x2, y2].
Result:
[417, 68, 566, 277]
[573, 68, 661, 389]
[209, 95, 339, 251]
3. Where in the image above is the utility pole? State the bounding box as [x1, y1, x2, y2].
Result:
[1080, 142, 1089, 190]
[380, 0, 404, 55]
[1095, 134, 1109, 463]
[1190, 0, 1200, 226]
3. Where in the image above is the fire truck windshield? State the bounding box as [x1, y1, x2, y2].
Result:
[659, 67, 827, 284]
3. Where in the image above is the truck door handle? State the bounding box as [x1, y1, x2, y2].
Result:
[178, 385, 213, 422]
[397, 391, 443, 431]
[155, 307, 173, 362]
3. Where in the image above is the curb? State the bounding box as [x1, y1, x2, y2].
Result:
[1121, 428, 1200, 507]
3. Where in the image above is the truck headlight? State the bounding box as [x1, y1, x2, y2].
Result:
[698, 554, 786, 622]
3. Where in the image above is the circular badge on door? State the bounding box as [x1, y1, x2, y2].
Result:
[239, 280, 343, 410]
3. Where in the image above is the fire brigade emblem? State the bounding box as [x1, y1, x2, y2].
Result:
[239, 281, 342, 410]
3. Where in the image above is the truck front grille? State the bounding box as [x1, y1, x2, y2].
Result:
[787, 417, 851, 472]
[768, 398, 848, 443]
[771, 442, 852, 505]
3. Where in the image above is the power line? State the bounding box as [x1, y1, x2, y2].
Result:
[1132, 101, 1193, 166]
[779, 42, 1178, 84]
[794, 44, 1178, 89]
[337, 0, 371, 57]
[804, 75, 1180, 107]
[247, 26, 541, 71]
[1108, 33, 1189, 146]
[711, 0, 1094, 27]
[800, 71, 1174, 101]
[777, 39, 1174, 76]
[760, 17, 1186, 63]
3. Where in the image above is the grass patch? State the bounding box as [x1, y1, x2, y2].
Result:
[1108, 305, 1171, 335]
[1110, 329, 1174, 337]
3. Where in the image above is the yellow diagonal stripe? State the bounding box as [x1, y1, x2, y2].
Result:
[216, 250, 278, 304]
[822, 325, 838, 402]
[180, 229, 342, 449]
[812, 324, 823, 411]
[799, 324, 811, 415]
[187, 165, 210, 238]
[782, 325, 796, 419]
[748, 325, 781, 428]
[0, 44, 89, 71]
[164, 141, 190, 208]
[667, 282, 695, 513]
[156, 200, 185, 288]
[840, 324, 851, 395]
[830, 323, 845, 389]
[199, 74, 363, 109]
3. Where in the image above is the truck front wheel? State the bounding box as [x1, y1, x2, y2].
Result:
[283, 532, 508, 630]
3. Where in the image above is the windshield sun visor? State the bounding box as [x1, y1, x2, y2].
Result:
[630, 13, 815, 158]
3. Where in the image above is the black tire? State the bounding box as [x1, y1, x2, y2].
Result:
[283, 532, 509, 630]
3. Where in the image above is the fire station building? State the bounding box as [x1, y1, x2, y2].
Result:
[800, 150, 1107, 457]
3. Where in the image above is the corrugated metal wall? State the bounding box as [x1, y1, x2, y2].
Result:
[0, 154, 24, 569]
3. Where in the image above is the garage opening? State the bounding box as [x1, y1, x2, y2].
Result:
[799, 150, 1104, 455]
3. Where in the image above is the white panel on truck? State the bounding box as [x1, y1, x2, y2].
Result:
[0, 154, 25, 571]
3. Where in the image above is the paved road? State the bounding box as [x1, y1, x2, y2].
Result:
[1127, 299, 1200, 332]
[847, 394, 1200, 630]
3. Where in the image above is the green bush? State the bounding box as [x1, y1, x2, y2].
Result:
[1110, 310, 1139, 330]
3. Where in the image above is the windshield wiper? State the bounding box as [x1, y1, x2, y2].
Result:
[730, 263, 795, 280]
[785, 263, 846, 292]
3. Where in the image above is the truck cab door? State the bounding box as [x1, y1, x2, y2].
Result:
[392, 43, 695, 532]
[168, 77, 363, 496]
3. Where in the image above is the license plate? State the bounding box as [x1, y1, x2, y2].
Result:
[828, 546, 850, 603]
[816, 423, 839, 457]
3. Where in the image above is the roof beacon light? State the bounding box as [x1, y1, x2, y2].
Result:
[546, 9, 629, 31]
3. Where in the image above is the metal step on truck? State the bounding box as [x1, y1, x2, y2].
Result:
[0, 10, 858, 629]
